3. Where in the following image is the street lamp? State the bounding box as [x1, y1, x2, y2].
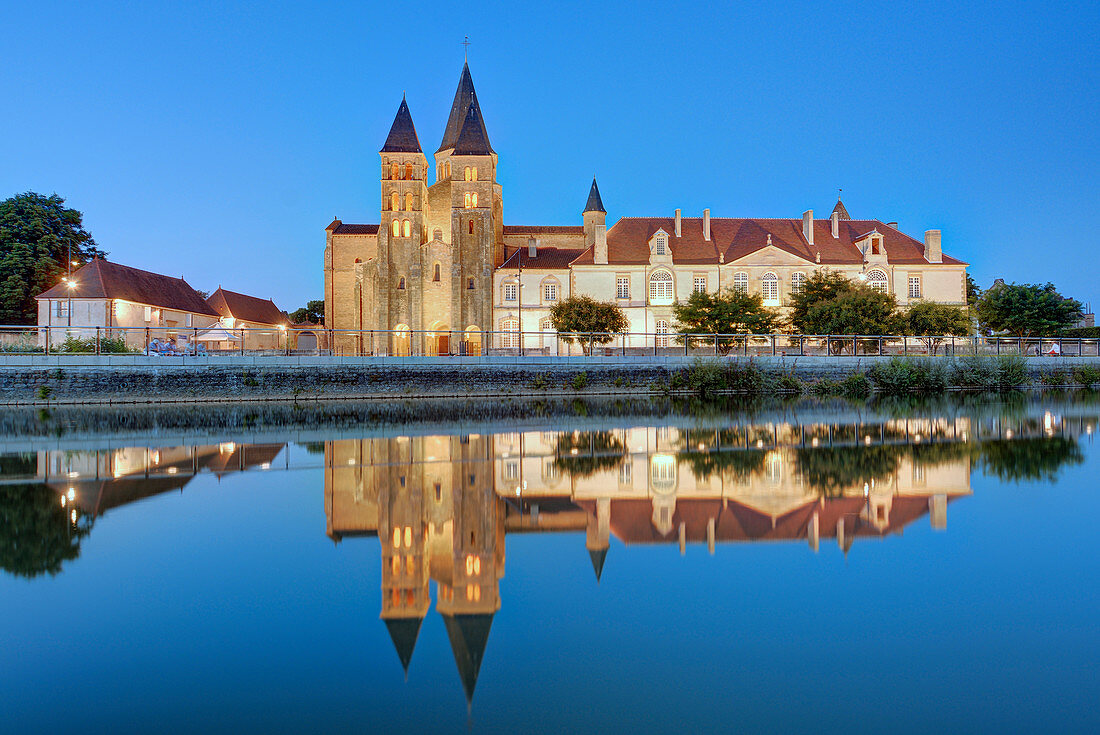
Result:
[65, 278, 75, 329]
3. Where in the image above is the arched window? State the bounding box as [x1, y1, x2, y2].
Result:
[464, 166, 471, 181]
[390, 192, 399, 211]
[468, 220, 474, 234]
[762, 272, 779, 304]
[390, 162, 399, 180]
[433, 228, 443, 241]
[791, 272, 806, 295]
[463, 192, 471, 208]
[654, 234, 668, 255]
[471, 166, 477, 181]
[397, 277, 406, 290]
[402, 219, 411, 238]
[404, 163, 413, 180]
[650, 454, 677, 493]
[733, 272, 748, 294]
[393, 324, 410, 357]
[649, 270, 673, 304]
[405, 193, 414, 211]
[445, 162, 451, 179]
[471, 192, 478, 208]
[655, 319, 670, 349]
[501, 318, 520, 349]
[433, 263, 441, 282]
[867, 269, 889, 293]
[391, 219, 400, 236]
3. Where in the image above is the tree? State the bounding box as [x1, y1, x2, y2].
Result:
[788, 271, 854, 334]
[0, 192, 105, 324]
[966, 273, 981, 306]
[549, 295, 628, 354]
[802, 287, 901, 335]
[672, 288, 782, 354]
[0, 482, 93, 578]
[552, 431, 627, 478]
[290, 299, 325, 325]
[976, 282, 1081, 338]
[906, 300, 971, 354]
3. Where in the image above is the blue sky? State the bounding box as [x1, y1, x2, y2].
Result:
[2, 1, 1097, 311]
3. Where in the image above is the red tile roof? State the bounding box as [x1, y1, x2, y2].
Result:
[569, 217, 966, 267]
[206, 288, 286, 326]
[502, 246, 584, 270]
[503, 225, 585, 235]
[331, 223, 379, 235]
[36, 259, 219, 316]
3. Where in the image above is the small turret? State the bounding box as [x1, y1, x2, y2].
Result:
[583, 178, 607, 265]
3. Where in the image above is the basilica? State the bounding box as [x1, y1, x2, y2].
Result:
[324, 64, 968, 356]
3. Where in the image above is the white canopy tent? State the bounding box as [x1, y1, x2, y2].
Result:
[193, 325, 242, 342]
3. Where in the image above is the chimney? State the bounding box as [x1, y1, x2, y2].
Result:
[594, 224, 608, 265]
[528, 237, 537, 258]
[703, 209, 711, 241]
[674, 209, 681, 237]
[830, 211, 839, 239]
[924, 229, 942, 263]
[803, 210, 814, 245]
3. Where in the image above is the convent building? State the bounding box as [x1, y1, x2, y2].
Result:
[324, 64, 968, 355]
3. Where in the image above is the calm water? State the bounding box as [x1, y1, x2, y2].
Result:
[2, 398, 1099, 734]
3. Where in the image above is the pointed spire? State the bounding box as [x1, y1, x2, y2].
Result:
[452, 103, 493, 155]
[583, 178, 606, 214]
[380, 96, 422, 153]
[438, 63, 493, 154]
[442, 613, 494, 704]
[383, 617, 424, 675]
[831, 197, 850, 220]
[588, 547, 608, 582]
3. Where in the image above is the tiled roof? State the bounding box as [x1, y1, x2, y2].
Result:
[36, 259, 220, 316]
[583, 178, 606, 213]
[831, 199, 851, 220]
[438, 62, 493, 154]
[380, 96, 422, 153]
[501, 246, 583, 270]
[206, 287, 286, 326]
[570, 216, 966, 266]
[332, 223, 379, 235]
[452, 103, 492, 156]
[503, 225, 584, 235]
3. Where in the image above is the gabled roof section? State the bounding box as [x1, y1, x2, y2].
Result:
[36, 259, 219, 316]
[438, 63, 493, 154]
[442, 613, 494, 704]
[206, 287, 286, 326]
[452, 103, 492, 155]
[831, 199, 851, 220]
[583, 178, 606, 214]
[380, 96, 422, 153]
[332, 223, 379, 235]
[500, 246, 581, 270]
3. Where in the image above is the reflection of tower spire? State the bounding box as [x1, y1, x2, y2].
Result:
[442, 613, 494, 705]
[384, 617, 424, 677]
[588, 547, 608, 583]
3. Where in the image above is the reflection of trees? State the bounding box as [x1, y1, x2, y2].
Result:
[0, 484, 93, 578]
[978, 437, 1084, 483]
[553, 431, 627, 478]
[795, 445, 903, 496]
[676, 428, 769, 480]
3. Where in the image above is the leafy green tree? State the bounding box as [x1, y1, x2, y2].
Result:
[978, 437, 1083, 483]
[0, 483, 93, 578]
[906, 300, 971, 354]
[802, 287, 902, 336]
[976, 282, 1081, 338]
[673, 288, 782, 353]
[788, 271, 853, 333]
[290, 299, 325, 324]
[552, 431, 627, 478]
[549, 295, 628, 354]
[966, 274, 981, 306]
[0, 192, 105, 324]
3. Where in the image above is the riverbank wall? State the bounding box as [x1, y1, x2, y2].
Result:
[1, 354, 1098, 405]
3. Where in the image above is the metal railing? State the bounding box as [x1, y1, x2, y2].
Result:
[1, 325, 1097, 358]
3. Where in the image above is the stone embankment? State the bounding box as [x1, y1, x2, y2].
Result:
[0, 354, 1097, 405]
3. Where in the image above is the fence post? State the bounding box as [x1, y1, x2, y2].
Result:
[95, 326, 101, 355]
[714, 334, 718, 356]
[852, 336, 857, 355]
[878, 336, 882, 356]
[44, 326, 50, 356]
[772, 334, 776, 356]
[145, 327, 149, 355]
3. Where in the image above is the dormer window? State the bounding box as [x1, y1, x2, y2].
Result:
[655, 234, 668, 255]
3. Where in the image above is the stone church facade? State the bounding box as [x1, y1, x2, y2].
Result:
[325, 64, 968, 355]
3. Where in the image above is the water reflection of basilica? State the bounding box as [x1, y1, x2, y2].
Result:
[324, 419, 975, 701]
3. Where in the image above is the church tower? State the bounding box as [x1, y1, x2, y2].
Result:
[426, 63, 503, 353]
[376, 96, 430, 355]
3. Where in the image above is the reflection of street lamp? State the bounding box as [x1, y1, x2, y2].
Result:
[278, 323, 287, 354]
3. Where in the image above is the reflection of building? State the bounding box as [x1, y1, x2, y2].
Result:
[323, 420, 974, 700]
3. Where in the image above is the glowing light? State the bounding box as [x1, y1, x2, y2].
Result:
[347, 458, 355, 465]
[864, 436, 872, 445]
[1005, 429, 1014, 439]
[67, 488, 75, 501]
[570, 448, 579, 455]
[60, 495, 67, 507]
[913, 434, 922, 443]
[70, 509, 77, 522]
[392, 528, 401, 547]
[166, 467, 178, 475]
[697, 443, 706, 451]
[260, 462, 270, 470]
[67, 471, 79, 479]
[811, 437, 819, 447]
[219, 442, 236, 454]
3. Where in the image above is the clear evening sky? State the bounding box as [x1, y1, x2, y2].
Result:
[2, 1, 1097, 311]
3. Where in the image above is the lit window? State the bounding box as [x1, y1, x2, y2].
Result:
[616, 276, 630, 300]
[908, 276, 921, 298]
[791, 272, 806, 295]
[464, 192, 471, 208]
[504, 460, 519, 480]
[471, 166, 477, 181]
[649, 270, 673, 304]
[867, 270, 889, 293]
[464, 167, 471, 182]
[433, 263, 441, 282]
[390, 163, 399, 180]
[655, 319, 670, 348]
[654, 234, 667, 255]
[391, 219, 400, 236]
[404, 526, 412, 547]
[543, 281, 558, 302]
[504, 283, 518, 302]
[391, 192, 399, 211]
[404, 163, 413, 180]
[693, 276, 706, 294]
[762, 272, 779, 304]
[733, 272, 748, 294]
[471, 192, 478, 207]
[402, 219, 411, 238]
[501, 319, 519, 348]
[405, 192, 414, 211]
[650, 454, 676, 490]
[144, 306, 152, 322]
[392, 527, 401, 547]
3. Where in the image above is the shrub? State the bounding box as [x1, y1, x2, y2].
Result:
[839, 372, 873, 398]
[869, 358, 947, 394]
[35, 385, 52, 400]
[774, 372, 804, 394]
[995, 355, 1028, 388]
[1037, 369, 1070, 386]
[1072, 364, 1100, 387]
[571, 372, 588, 391]
[530, 373, 550, 390]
